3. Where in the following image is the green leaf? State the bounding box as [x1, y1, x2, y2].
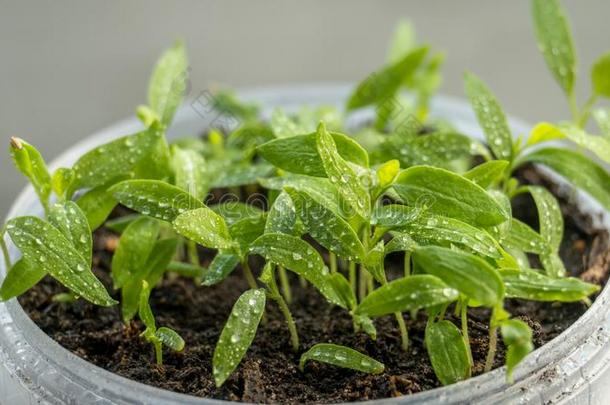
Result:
[347, 46, 428, 110]
[148, 41, 188, 126]
[211, 202, 264, 225]
[532, 122, 610, 163]
[286, 188, 365, 262]
[327, 273, 357, 310]
[364, 241, 387, 283]
[501, 319, 534, 382]
[75, 185, 117, 231]
[51, 167, 74, 200]
[171, 146, 208, 200]
[425, 320, 471, 385]
[527, 122, 566, 146]
[213, 289, 266, 387]
[299, 344, 384, 374]
[144, 238, 180, 287]
[413, 246, 504, 306]
[393, 166, 509, 226]
[209, 162, 274, 188]
[210, 88, 260, 122]
[504, 218, 548, 254]
[70, 126, 166, 193]
[517, 147, 610, 211]
[464, 72, 513, 161]
[385, 232, 418, 254]
[111, 217, 160, 288]
[387, 20, 416, 64]
[48, 201, 92, 264]
[531, 0, 576, 95]
[316, 122, 370, 218]
[201, 252, 240, 286]
[110, 179, 204, 222]
[270, 108, 308, 138]
[500, 268, 599, 302]
[229, 213, 267, 250]
[156, 327, 185, 351]
[0, 258, 46, 301]
[593, 108, 610, 136]
[104, 214, 141, 233]
[138, 280, 156, 331]
[463, 160, 509, 188]
[249, 233, 343, 307]
[527, 186, 563, 251]
[372, 204, 421, 230]
[355, 275, 458, 318]
[9, 138, 52, 209]
[257, 131, 368, 177]
[539, 251, 566, 278]
[400, 214, 503, 260]
[173, 207, 235, 250]
[6, 216, 116, 306]
[376, 159, 400, 189]
[265, 191, 297, 235]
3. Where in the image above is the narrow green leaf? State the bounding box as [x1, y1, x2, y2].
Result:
[592, 52, 610, 97]
[500, 268, 599, 302]
[51, 167, 74, 200]
[425, 320, 471, 385]
[504, 218, 548, 254]
[385, 232, 418, 254]
[527, 186, 563, 250]
[6, 216, 116, 306]
[145, 238, 180, 287]
[376, 159, 400, 189]
[201, 252, 240, 286]
[299, 344, 384, 374]
[104, 214, 141, 233]
[286, 188, 365, 262]
[517, 147, 610, 211]
[532, 0, 576, 95]
[213, 289, 266, 387]
[364, 241, 387, 283]
[501, 319, 534, 382]
[174, 207, 235, 250]
[540, 251, 566, 278]
[463, 160, 509, 188]
[372, 204, 422, 229]
[464, 72, 513, 160]
[9, 137, 52, 209]
[265, 191, 297, 235]
[209, 162, 274, 188]
[393, 166, 509, 226]
[527, 122, 566, 146]
[110, 179, 203, 222]
[210, 88, 260, 122]
[211, 202, 264, 225]
[0, 258, 46, 301]
[156, 327, 185, 351]
[413, 246, 504, 306]
[148, 41, 188, 126]
[171, 146, 208, 200]
[111, 217, 160, 288]
[327, 273, 357, 310]
[138, 280, 156, 331]
[76, 185, 117, 231]
[316, 122, 370, 218]
[48, 201, 92, 264]
[356, 275, 458, 318]
[257, 131, 368, 177]
[387, 20, 416, 64]
[533, 122, 610, 163]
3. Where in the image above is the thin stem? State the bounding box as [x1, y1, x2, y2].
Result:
[578, 93, 599, 128]
[0, 226, 11, 271]
[358, 266, 367, 302]
[186, 240, 200, 266]
[461, 299, 473, 368]
[568, 92, 580, 124]
[277, 266, 292, 304]
[367, 274, 374, 294]
[329, 252, 337, 273]
[484, 308, 499, 372]
[154, 340, 163, 365]
[394, 312, 409, 351]
[268, 265, 299, 351]
[241, 259, 258, 290]
[403, 251, 411, 277]
[349, 261, 356, 296]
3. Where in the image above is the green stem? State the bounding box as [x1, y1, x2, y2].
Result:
[268, 265, 299, 351]
[461, 299, 473, 369]
[568, 92, 580, 124]
[154, 339, 163, 365]
[329, 252, 337, 273]
[394, 312, 409, 351]
[349, 261, 356, 296]
[403, 251, 411, 277]
[484, 308, 499, 372]
[167, 261, 205, 278]
[578, 93, 599, 128]
[241, 259, 258, 290]
[0, 227, 11, 271]
[186, 240, 200, 266]
[277, 266, 292, 304]
[358, 266, 367, 302]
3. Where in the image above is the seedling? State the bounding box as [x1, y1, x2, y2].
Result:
[1, 0, 608, 394]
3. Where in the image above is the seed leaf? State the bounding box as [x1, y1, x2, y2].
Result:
[202, 252, 240, 286]
[156, 327, 185, 351]
[6, 216, 116, 306]
[463, 160, 509, 188]
[171, 146, 209, 200]
[425, 320, 471, 385]
[356, 275, 458, 318]
[76, 185, 117, 231]
[532, 0, 576, 95]
[413, 246, 504, 306]
[518, 147, 610, 211]
[138, 280, 156, 331]
[505, 218, 548, 254]
[174, 207, 236, 250]
[286, 187, 365, 262]
[148, 41, 188, 126]
[257, 131, 368, 177]
[464, 72, 513, 161]
[501, 319, 534, 382]
[213, 289, 266, 387]
[316, 122, 370, 218]
[500, 268, 599, 301]
[0, 257, 46, 301]
[265, 191, 297, 235]
[299, 344, 384, 374]
[10, 138, 52, 209]
[110, 179, 204, 222]
[111, 217, 160, 289]
[393, 166, 509, 226]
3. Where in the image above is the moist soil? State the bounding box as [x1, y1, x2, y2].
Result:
[18, 166, 610, 403]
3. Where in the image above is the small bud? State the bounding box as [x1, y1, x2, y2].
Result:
[10, 136, 23, 150]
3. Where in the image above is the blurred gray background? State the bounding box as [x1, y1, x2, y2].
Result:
[1, 0, 608, 215]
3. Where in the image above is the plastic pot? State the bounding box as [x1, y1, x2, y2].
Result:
[1, 85, 609, 404]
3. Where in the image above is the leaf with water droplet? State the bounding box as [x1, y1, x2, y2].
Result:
[201, 251, 240, 286]
[413, 246, 504, 306]
[363, 241, 387, 284]
[327, 272, 356, 310]
[210, 162, 274, 188]
[531, 123, 610, 163]
[285, 187, 365, 262]
[211, 202, 264, 226]
[147, 40, 188, 126]
[531, 0, 576, 95]
[213, 289, 266, 387]
[270, 108, 309, 138]
[0, 257, 46, 301]
[48, 201, 92, 264]
[229, 212, 267, 251]
[51, 167, 74, 201]
[356, 275, 458, 318]
[257, 130, 368, 177]
[393, 165, 509, 226]
[527, 186, 563, 252]
[9, 138, 52, 210]
[463, 160, 509, 189]
[265, 191, 298, 235]
[385, 232, 419, 254]
[300, 344, 384, 374]
[500, 268, 599, 302]
[6, 216, 116, 306]
[464, 72, 513, 161]
[372, 204, 422, 230]
[501, 319, 533, 382]
[75, 184, 117, 231]
[171, 145, 209, 200]
[173, 206, 236, 251]
[504, 218, 547, 255]
[425, 320, 471, 385]
[156, 327, 185, 351]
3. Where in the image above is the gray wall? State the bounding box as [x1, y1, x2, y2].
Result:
[1, 0, 608, 215]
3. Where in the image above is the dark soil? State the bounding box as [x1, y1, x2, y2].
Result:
[18, 166, 610, 403]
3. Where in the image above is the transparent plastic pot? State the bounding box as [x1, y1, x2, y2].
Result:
[1, 85, 609, 405]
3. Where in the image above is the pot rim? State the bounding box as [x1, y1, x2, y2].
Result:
[1, 83, 609, 404]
